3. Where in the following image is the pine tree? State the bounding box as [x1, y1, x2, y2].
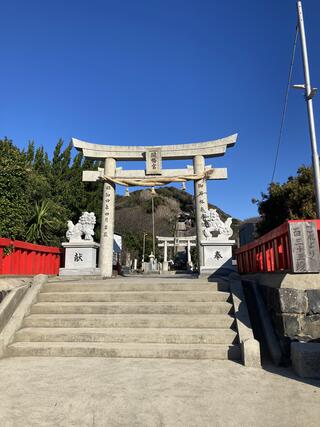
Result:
[26, 140, 35, 165]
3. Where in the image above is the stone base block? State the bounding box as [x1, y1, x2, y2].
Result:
[61, 241, 99, 275]
[291, 342, 320, 379]
[241, 338, 261, 368]
[59, 268, 101, 276]
[200, 239, 235, 276]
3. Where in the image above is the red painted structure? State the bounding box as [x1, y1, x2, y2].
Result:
[0, 238, 63, 275]
[235, 220, 320, 274]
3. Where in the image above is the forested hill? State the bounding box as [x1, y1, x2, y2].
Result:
[0, 138, 239, 259]
[115, 187, 240, 260]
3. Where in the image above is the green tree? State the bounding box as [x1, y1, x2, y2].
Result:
[255, 166, 316, 236]
[0, 138, 31, 239]
[25, 140, 35, 165]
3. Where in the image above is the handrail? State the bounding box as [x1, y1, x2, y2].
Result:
[0, 238, 63, 275]
[0, 238, 62, 253]
[235, 220, 320, 274]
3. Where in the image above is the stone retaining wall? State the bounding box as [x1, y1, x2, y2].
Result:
[259, 286, 320, 342]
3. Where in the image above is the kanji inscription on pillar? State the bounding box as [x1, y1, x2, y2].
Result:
[288, 222, 320, 273]
[103, 183, 112, 238]
[196, 180, 208, 229]
[146, 148, 162, 175]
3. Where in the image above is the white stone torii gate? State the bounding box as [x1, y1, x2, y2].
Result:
[72, 134, 237, 277]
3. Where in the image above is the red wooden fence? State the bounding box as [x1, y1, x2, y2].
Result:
[0, 238, 63, 275]
[235, 219, 320, 274]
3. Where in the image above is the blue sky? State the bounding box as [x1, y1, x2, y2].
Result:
[2, 0, 320, 220]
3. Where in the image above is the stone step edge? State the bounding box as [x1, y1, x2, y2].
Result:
[15, 327, 238, 335]
[7, 341, 240, 350]
[7, 342, 241, 360]
[40, 288, 229, 294]
[39, 291, 230, 295]
[32, 301, 233, 306]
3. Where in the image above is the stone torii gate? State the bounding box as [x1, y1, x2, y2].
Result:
[73, 134, 237, 277]
[157, 236, 196, 271]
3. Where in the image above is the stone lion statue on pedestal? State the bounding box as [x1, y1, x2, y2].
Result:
[202, 209, 233, 240]
[66, 212, 96, 242]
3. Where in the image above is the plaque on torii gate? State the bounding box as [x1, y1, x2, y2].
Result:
[72, 134, 237, 277]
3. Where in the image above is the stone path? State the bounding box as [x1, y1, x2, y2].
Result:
[0, 357, 319, 427]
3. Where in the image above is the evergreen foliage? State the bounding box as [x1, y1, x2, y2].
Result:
[0, 138, 101, 245]
[255, 166, 316, 236]
[0, 138, 32, 239]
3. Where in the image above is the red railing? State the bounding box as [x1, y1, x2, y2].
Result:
[0, 238, 63, 275]
[235, 220, 320, 274]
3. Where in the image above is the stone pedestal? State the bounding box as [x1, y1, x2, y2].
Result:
[200, 239, 235, 276]
[59, 241, 100, 276]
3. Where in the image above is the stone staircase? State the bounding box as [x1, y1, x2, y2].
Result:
[6, 278, 241, 360]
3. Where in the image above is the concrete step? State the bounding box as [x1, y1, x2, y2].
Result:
[14, 327, 238, 344]
[30, 302, 233, 315]
[7, 341, 241, 360]
[23, 314, 235, 329]
[38, 291, 230, 303]
[42, 282, 229, 293]
[48, 278, 216, 285]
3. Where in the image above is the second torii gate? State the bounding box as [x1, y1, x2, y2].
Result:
[73, 134, 237, 277]
[157, 236, 196, 271]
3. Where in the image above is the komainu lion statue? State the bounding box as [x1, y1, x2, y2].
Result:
[66, 212, 96, 242]
[202, 209, 233, 240]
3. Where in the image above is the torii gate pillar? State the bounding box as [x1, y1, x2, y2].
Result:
[100, 158, 116, 277]
[194, 155, 208, 268]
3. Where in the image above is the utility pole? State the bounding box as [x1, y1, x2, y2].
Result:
[295, 1, 320, 217]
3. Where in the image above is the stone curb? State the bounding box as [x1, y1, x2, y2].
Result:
[0, 285, 29, 334]
[229, 273, 261, 368]
[0, 274, 48, 358]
